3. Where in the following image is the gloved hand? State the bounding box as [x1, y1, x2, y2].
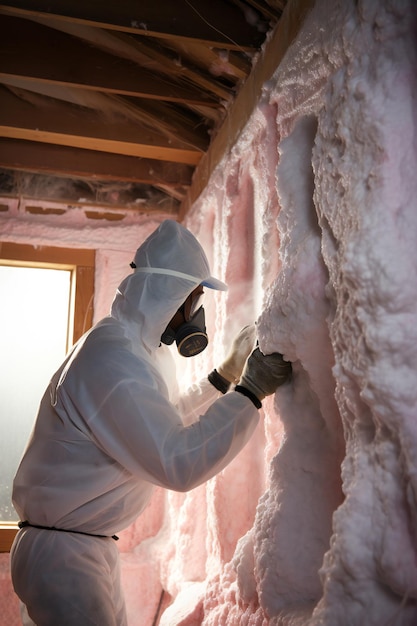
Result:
[237, 347, 292, 404]
[208, 325, 256, 394]
[217, 324, 257, 383]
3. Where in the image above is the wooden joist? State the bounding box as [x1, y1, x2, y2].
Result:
[0, 16, 220, 106]
[0, 139, 194, 186]
[0, 1, 263, 48]
[0, 86, 205, 165]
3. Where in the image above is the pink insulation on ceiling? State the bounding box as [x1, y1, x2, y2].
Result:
[1, 0, 417, 624]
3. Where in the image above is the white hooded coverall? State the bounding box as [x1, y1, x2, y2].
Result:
[11, 220, 259, 626]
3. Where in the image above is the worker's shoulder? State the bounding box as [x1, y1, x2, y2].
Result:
[72, 319, 134, 369]
[78, 318, 154, 379]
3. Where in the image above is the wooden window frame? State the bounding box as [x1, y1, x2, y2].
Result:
[0, 242, 95, 552]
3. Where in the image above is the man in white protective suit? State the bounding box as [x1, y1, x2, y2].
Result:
[11, 219, 292, 626]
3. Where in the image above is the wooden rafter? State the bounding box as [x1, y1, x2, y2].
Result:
[0, 16, 221, 106]
[0, 1, 263, 47]
[0, 139, 193, 186]
[0, 0, 289, 211]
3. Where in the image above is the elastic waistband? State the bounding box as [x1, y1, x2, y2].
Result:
[18, 521, 119, 541]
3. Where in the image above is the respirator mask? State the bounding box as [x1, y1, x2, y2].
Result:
[161, 291, 208, 357]
[128, 264, 220, 358]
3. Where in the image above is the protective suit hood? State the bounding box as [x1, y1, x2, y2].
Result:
[110, 220, 227, 352]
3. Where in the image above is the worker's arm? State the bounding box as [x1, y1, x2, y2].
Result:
[176, 324, 257, 425]
[79, 347, 289, 493]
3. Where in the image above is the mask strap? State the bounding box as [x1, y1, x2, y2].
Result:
[131, 266, 202, 284]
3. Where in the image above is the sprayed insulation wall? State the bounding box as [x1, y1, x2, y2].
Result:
[175, 0, 417, 623]
[1, 0, 417, 624]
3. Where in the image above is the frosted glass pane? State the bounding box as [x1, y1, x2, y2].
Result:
[0, 266, 71, 521]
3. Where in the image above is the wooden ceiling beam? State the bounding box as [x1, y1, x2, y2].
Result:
[0, 16, 219, 106]
[232, 0, 280, 21]
[1, 13, 235, 103]
[0, 139, 194, 186]
[0, 78, 210, 152]
[0, 1, 263, 48]
[162, 38, 251, 82]
[0, 1, 287, 211]
[110, 33, 235, 102]
[265, 0, 286, 10]
[0, 86, 203, 165]
[179, 0, 314, 216]
[0, 170, 180, 214]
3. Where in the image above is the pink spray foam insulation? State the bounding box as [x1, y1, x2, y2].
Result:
[160, 0, 417, 624]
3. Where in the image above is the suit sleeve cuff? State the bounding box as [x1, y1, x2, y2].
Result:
[208, 369, 231, 394]
[234, 385, 262, 409]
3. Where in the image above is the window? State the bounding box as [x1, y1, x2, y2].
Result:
[0, 243, 95, 552]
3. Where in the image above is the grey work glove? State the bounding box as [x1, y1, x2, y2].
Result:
[238, 347, 292, 403]
[217, 324, 256, 383]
